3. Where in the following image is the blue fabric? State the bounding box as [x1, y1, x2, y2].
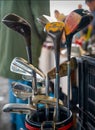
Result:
[9, 79, 31, 130]
[49, 93, 54, 97]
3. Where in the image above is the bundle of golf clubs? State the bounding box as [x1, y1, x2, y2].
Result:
[2, 9, 93, 130]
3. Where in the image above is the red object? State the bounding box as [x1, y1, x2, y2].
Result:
[75, 39, 82, 46]
[43, 43, 54, 50]
[25, 121, 73, 130]
[25, 107, 73, 130]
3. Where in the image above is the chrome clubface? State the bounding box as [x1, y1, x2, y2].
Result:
[11, 82, 32, 100]
[10, 57, 33, 76]
[22, 74, 45, 83]
[3, 103, 36, 114]
[11, 81, 46, 100]
[10, 57, 46, 82]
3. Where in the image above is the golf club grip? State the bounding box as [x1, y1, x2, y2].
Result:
[48, 57, 77, 79]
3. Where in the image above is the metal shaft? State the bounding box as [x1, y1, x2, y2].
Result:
[67, 61, 71, 116]
[45, 75, 50, 120]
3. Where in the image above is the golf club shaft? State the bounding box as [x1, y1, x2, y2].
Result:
[55, 73, 60, 122]
[67, 61, 71, 117]
[54, 37, 61, 122]
[45, 75, 50, 120]
[25, 31, 33, 104]
[45, 22, 64, 122]
[26, 45, 37, 104]
[26, 45, 32, 64]
[66, 39, 72, 117]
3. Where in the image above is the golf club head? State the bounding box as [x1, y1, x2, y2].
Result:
[47, 57, 77, 79]
[64, 9, 93, 60]
[37, 15, 49, 27]
[32, 95, 63, 106]
[45, 22, 65, 40]
[2, 13, 31, 39]
[65, 9, 93, 36]
[3, 103, 36, 114]
[10, 57, 46, 81]
[11, 82, 32, 100]
[45, 22, 65, 71]
[37, 15, 56, 27]
[10, 57, 33, 75]
[11, 82, 45, 100]
[2, 13, 32, 64]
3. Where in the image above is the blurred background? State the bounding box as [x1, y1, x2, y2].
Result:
[0, 0, 90, 130]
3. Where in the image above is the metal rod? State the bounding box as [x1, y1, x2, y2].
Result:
[67, 61, 71, 117]
[55, 73, 60, 121]
[45, 75, 50, 120]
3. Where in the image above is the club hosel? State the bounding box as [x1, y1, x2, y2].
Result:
[26, 45, 32, 64]
[55, 72, 60, 121]
[48, 31, 62, 50]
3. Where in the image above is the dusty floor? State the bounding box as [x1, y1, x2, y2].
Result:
[0, 77, 11, 130]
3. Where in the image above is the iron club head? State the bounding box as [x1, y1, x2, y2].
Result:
[2, 13, 31, 45]
[3, 103, 36, 114]
[10, 57, 46, 81]
[32, 95, 63, 106]
[11, 82, 45, 100]
[11, 82, 32, 100]
[2, 13, 32, 63]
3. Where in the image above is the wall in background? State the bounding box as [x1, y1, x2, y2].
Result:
[50, 0, 88, 17]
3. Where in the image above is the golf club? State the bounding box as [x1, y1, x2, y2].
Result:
[32, 95, 63, 106]
[45, 74, 50, 120]
[10, 57, 45, 103]
[45, 22, 65, 121]
[2, 13, 37, 103]
[11, 81, 45, 100]
[2, 13, 32, 63]
[10, 57, 45, 82]
[3, 103, 36, 114]
[45, 57, 77, 120]
[11, 82, 32, 100]
[64, 9, 93, 116]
